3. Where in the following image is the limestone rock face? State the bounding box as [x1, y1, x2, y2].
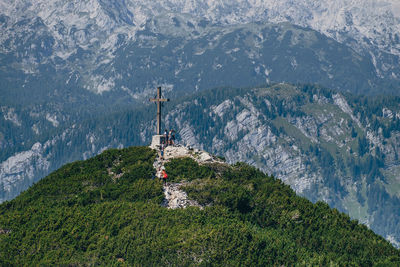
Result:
[160, 144, 223, 165]
[162, 182, 202, 209]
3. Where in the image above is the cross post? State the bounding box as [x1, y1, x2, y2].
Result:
[149, 87, 169, 135]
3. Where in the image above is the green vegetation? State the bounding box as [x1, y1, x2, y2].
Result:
[164, 157, 215, 182]
[0, 146, 399, 265]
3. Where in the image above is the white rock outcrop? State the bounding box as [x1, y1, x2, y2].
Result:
[151, 142, 224, 209]
[162, 182, 202, 209]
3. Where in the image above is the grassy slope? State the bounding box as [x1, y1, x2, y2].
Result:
[0, 147, 399, 266]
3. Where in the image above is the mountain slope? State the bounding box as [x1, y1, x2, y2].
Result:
[0, 146, 398, 265]
[161, 84, 400, 246]
[2, 0, 399, 76]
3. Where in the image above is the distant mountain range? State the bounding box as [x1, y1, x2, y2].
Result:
[2, 0, 399, 84]
[1, 0, 399, 102]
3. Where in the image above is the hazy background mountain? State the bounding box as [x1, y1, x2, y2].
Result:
[2, 0, 399, 84]
[1, 0, 399, 104]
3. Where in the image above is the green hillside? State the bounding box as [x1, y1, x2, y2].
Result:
[0, 146, 399, 265]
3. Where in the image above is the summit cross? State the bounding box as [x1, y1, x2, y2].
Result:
[149, 87, 169, 135]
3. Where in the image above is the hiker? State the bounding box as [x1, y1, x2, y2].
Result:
[163, 129, 169, 146]
[170, 130, 176, 145]
[168, 130, 173, 145]
[160, 142, 165, 160]
[161, 168, 168, 184]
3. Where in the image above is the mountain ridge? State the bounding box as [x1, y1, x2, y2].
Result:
[0, 145, 399, 265]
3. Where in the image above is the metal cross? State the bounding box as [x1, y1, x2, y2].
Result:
[149, 87, 169, 135]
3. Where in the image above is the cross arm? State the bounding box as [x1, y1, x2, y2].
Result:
[149, 98, 170, 102]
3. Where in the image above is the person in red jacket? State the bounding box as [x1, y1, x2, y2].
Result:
[161, 169, 168, 184]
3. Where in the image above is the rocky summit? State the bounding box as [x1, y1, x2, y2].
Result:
[153, 144, 223, 210]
